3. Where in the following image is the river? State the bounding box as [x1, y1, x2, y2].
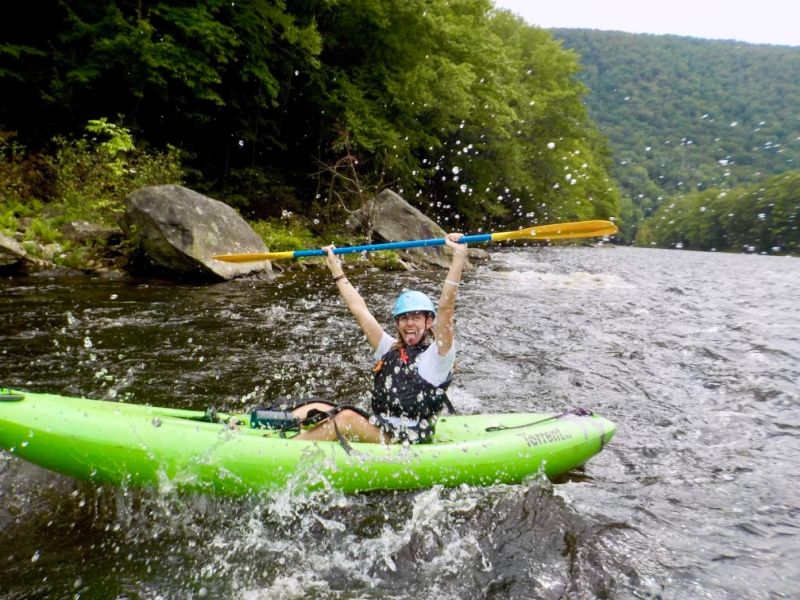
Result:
[1, 246, 798, 599]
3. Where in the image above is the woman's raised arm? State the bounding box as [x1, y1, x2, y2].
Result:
[323, 245, 384, 350]
[432, 233, 467, 356]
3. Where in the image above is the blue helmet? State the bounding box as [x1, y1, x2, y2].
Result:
[392, 290, 436, 319]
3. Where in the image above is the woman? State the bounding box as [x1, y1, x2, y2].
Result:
[292, 232, 468, 443]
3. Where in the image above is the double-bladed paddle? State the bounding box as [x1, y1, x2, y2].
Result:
[213, 219, 618, 263]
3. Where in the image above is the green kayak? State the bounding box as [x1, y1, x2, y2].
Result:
[0, 389, 615, 496]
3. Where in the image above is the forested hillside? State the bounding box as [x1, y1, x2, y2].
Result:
[0, 0, 618, 240]
[552, 29, 800, 242]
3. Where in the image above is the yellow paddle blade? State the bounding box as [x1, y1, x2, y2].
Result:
[214, 250, 295, 263]
[491, 220, 618, 242]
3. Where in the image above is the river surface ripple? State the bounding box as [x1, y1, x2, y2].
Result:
[1, 246, 798, 599]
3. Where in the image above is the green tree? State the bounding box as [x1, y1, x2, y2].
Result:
[636, 171, 800, 254]
[1, 1, 619, 231]
[307, 1, 618, 228]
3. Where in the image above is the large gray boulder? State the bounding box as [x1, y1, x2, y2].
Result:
[120, 185, 271, 280]
[346, 189, 449, 269]
[347, 189, 483, 269]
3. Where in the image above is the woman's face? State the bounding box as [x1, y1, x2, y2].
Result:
[396, 311, 433, 346]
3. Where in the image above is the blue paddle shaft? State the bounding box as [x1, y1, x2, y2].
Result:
[293, 233, 492, 258]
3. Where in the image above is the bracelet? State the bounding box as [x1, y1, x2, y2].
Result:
[444, 279, 460, 286]
[333, 274, 348, 282]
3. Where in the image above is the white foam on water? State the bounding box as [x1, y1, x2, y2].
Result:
[493, 269, 633, 291]
[445, 386, 482, 413]
[241, 573, 332, 600]
[227, 485, 494, 599]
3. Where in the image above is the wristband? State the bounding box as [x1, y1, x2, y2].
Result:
[444, 279, 460, 286]
[333, 274, 348, 282]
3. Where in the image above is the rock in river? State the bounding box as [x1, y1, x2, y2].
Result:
[121, 185, 271, 281]
[347, 189, 484, 269]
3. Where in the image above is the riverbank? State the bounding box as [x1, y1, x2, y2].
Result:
[0, 211, 408, 278]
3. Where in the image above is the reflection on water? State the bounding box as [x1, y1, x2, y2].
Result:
[1, 247, 798, 598]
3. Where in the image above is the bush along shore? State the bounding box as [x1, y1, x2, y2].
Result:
[0, 122, 405, 278]
[0, 205, 403, 279]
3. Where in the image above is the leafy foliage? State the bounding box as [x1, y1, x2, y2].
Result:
[251, 217, 318, 253]
[636, 171, 800, 254]
[0, 196, 42, 237]
[0, 120, 182, 273]
[307, 2, 619, 228]
[0, 0, 618, 233]
[552, 29, 800, 242]
[49, 121, 183, 224]
[85, 118, 135, 175]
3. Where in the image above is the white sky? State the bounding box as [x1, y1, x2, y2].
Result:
[492, 0, 800, 47]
